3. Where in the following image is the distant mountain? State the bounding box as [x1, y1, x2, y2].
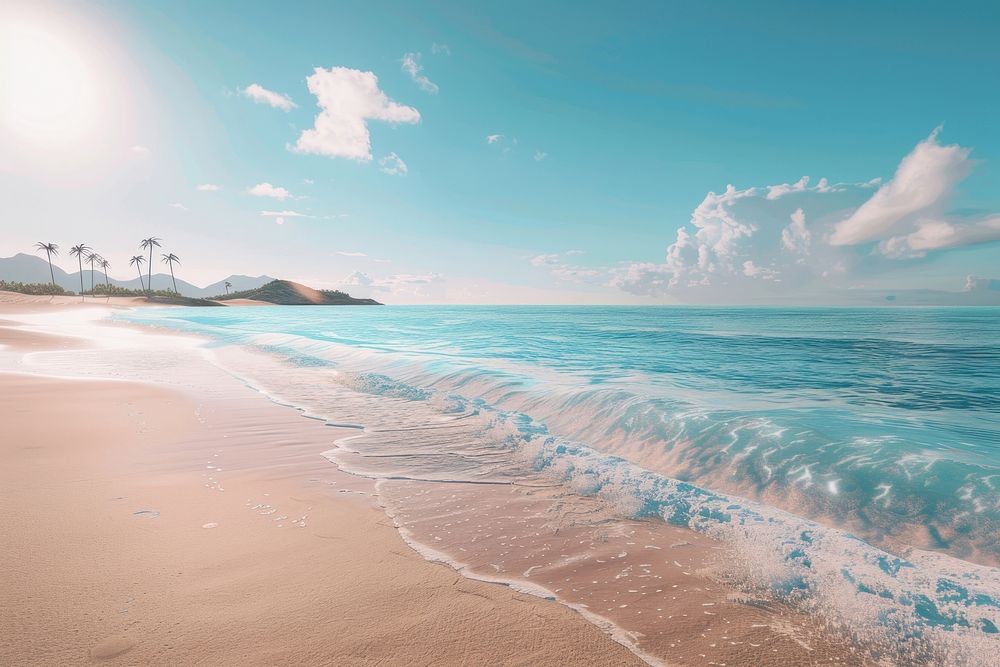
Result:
[0, 254, 273, 297]
[212, 280, 382, 305]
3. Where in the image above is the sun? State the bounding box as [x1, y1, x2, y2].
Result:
[0, 16, 102, 148]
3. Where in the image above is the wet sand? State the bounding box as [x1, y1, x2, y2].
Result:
[0, 294, 868, 666]
[0, 300, 642, 666]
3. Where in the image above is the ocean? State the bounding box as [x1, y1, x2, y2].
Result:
[120, 305, 1000, 659]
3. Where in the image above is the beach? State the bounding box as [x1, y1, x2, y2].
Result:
[0, 295, 643, 666]
[3, 294, 997, 666]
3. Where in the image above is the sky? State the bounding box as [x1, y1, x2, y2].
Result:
[1, 0, 999, 304]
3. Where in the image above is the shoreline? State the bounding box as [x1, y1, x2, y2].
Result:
[5, 295, 993, 665]
[0, 299, 645, 666]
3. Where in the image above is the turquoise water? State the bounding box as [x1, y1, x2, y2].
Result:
[122, 305, 1000, 650]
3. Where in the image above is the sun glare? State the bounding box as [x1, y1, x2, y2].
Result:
[0, 18, 102, 148]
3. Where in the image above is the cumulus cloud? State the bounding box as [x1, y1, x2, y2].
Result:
[242, 83, 296, 111]
[486, 134, 503, 144]
[291, 67, 420, 161]
[781, 208, 811, 254]
[401, 53, 438, 94]
[379, 152, 408, 176]
[169, 202, 187, 211]
[533, 150, 548, 162]
[196, 183, 221, 192]
[431, 42, 451, 56]
[248, 182, 292, 200]
[613, 128, 1000, 298]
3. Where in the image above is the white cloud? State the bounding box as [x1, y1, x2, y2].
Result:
[826, 129, 1000, 258]
[303, 178, 315, 185]
[781, 208, 811, 254]
[766, 176, 840, 200]
[379, 152, 408, 176]
[242, 83, 297, 111]
[401, 53, 438, 94]
[336, 251, 368, 257]
[566, 249, 585, 256]
[260, 209, 309, 225]
[431, 42, 451, 56]
[533, 150, 548, 162]
[742, 260, 779, 280]
[830, 128, 971, 247]
[248, 182, 292, 200]
[196, 183, 221, 192]
[486, 134, 503, 144]
[342, 271, 374, 286]
[530, 254, 561, 266]
[291, 67, 420, 161]
[170, 202, 187, 211]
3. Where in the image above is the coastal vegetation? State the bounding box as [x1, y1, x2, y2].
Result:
[4, 241, 378, 306]
[211, 279, 381, 305]
[0, 280, 68, 296]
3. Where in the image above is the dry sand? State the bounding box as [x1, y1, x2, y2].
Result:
[0, 299, 642, 666]
[0, 294, 866, 666]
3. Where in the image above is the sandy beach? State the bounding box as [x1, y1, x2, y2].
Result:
[0, 295, 643, 666]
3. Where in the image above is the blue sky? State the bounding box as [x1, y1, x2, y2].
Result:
[1, 0, 998, 302]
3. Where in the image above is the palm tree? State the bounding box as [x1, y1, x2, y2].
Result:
[99, 258, 111, 300]
[86, 253, 100, 294]
[34, 242, 59, 286]
[69, 244, 91, 300]
[99, 258, 111, 289]
[139, 237, 161, 294]
[161, 253, 180, 293]
[225, 280, 232, 294]
[129, 255, 146, 293]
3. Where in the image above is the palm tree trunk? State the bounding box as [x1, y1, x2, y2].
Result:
[103, 268, 110, 300]
[78, 256, 84, 300]
[136, 266, 146, 292]
[46, 251, 55, 286]
[90, 264, 95, 293]
[147, 248, 153, 294]
[169, 264, 177, 293]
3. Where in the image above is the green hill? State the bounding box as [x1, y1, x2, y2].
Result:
[211, 280, 382, 305]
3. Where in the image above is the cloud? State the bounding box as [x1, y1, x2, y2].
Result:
[170, 202, 187, 211]
[530, 254, 561, 266]
[341, 271, 374, 286]
[303, 178, 315, 185]
[431, 42, 451, 56]
[828, 129, 1000, 258]
[742, 260, 779, 280]
[781, 208, 811, 254]
[486, 134, 503, 144]
[612, 129, 1000, 299]
[260, 209, 309, 225]
[830, 128, 973, 248]
[247, 182, 292, 200]
[291, 67, 420, 161]
[196, 183, 221, 192]
[379, 152, 408, 176]
[401, 53, 438, 94]
[529, 251, 602, 283]
[533, 150, 548, 162]
[764, 176, 846, 200]
[336, 251, 368, 257]
[242, 83, 297, 111]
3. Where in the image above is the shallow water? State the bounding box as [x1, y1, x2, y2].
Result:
[119, 305, 1000, 662]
